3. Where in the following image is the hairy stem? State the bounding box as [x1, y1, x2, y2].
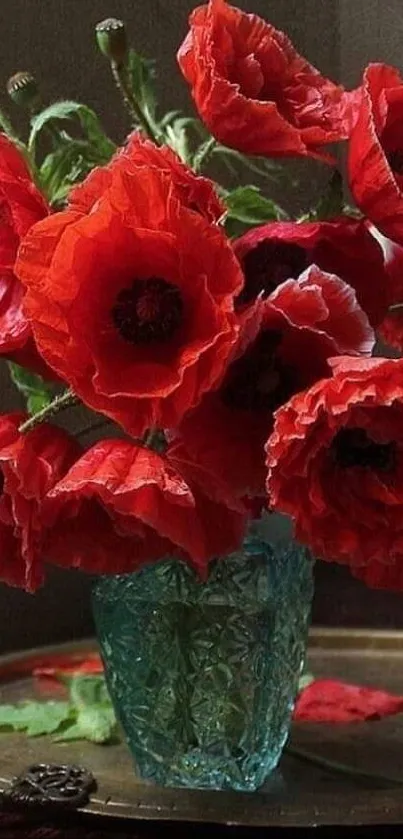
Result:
[19, 390, 79, 434]
[110, 61, 157, 142]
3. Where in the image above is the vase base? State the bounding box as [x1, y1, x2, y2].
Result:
[131, 742, 286, 792]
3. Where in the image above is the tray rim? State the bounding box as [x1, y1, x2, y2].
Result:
[2, 626, 403, 672]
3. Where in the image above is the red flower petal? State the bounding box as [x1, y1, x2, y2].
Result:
[294, 678, 403, 723]
[371, 227, 403, 350]
[0, 414, 79, 592]
[178, 0, 356, 159]
[43, 439, 246, 578]
[234, 217, 389, 328]
[17, 161, 241, 435]
[266, 356, 403, 587]
[179, 266, 373, 498]
[0, 135, 50, 371]
[349, 63, 403, 246]
[69, 133, 224, 222]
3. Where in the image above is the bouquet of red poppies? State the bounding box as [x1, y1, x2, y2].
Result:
[0, 0, 403, 594]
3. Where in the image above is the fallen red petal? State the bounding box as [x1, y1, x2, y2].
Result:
[294, 678, 403, 722]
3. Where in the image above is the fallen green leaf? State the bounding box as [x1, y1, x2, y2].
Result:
[0, 674, 118, 745]
[0, 701, 71, 737]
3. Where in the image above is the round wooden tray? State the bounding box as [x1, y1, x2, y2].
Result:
[0, 628, 403, 828]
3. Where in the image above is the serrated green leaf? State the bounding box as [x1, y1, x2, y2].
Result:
[0, 701, 71, 736]
[66, 674, 117, 744]
[164, 116, 206, 163]
[26, 391, 52, 414]
[53, 722, 87, 742]
[159, 109, 183, 129]
[39, 141, 100, 206]
[76, 706, 117, 744]
[68, 674, 111, 707]
[0, 674, 118, 745]
[223, 185, 288, 237]
[29, 101, 115, 162]
[9, 363, 55, 415]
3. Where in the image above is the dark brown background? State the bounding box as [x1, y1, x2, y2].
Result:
[0, 0, 402, 652]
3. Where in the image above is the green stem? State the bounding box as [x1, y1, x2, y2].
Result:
[285, 745, 403, 788]
[19, 390, 78, 434]
[193, 136, 216, 174]
[110, 61, 157, 142]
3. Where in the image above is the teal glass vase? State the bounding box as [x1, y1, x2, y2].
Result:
[92, 521, 313, 792]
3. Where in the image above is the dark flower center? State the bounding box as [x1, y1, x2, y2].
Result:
[387, 149, 403, 175]
[332, 428, 396, 471]
[238, 241, 308, 307]
[112, 277, 183, 345]
[221, 330, 296, 412]
[387, 150, 403, 175]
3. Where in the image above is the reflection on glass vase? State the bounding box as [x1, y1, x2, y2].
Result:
[92, 516, 314, 792]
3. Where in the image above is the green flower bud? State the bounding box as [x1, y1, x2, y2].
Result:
[6, 72, 38, 108]
[96, 18, 127, 65]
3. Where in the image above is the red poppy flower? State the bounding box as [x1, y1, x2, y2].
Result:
[233, 217, 388, 328]
[349, 63, 403, 246]
[0, 413, 79, 592]
[178, 267, 374, 498]
[370, 227, 403, 350]
[43, 439, 246, 578]
[177, 0, 357, 159]
[69, 133, 224, 222]
[0, 134, 50, 373]
[16, 157, 242, 436]
[266, 356, 403, 590]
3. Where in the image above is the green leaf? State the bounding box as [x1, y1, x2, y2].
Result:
[29, 101, 115, 161]
[212, 145, 286, 182]
[9, 363, 55, 415]
[0, 701, 71, 737]
[298, 672, 315, 693]
[53, 722, 88, 742]
[66, 675, 117, 744]
[68, 674, 111, 707]
[75, 706, 117, 744]
[223, 185, 288, 237]
[159, 109, 183, 129]
[0, 674, 117, 745]
[39, 140, 101, 206]
[313, 170, 344, 221]
[164, 116, 207, 163]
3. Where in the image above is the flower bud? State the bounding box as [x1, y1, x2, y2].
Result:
[96, 18, 127, 65]
[6, 72, 38, 108]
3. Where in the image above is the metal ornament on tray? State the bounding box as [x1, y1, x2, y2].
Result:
[0, 763, 96, 810]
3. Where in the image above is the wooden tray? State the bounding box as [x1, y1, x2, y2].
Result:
[0, 628, 403, 828]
